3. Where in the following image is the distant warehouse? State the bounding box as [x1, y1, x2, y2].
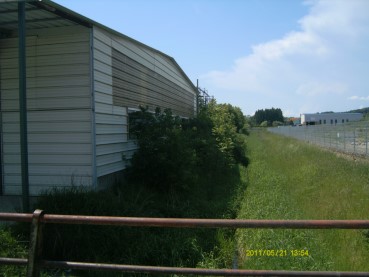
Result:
[301, 113, 363, 125]
[0, 0, 197, 197]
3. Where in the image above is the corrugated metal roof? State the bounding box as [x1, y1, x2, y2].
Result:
[0, 0, 197, 92]
[0, 1, 80, 33]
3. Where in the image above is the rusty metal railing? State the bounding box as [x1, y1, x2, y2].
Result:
[1, 210, 369, 276]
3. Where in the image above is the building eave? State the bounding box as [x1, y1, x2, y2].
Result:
[0, 0, 197, 94]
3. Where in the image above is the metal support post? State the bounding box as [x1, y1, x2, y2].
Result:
[353, 128, 356, 154]
[27, 210, 45, 277]
[336, 127, 338, 150]
[365, 122, 368, 156]
[18, 1, 30, 212]
[343, 123, 346, 152]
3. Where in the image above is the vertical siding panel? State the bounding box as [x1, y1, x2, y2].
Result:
[93, 27, 129, 179]
[0, 26, 93, 196]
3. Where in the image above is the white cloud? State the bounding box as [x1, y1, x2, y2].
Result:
[348, 96, 369, 101]
[300, 0, 369, 39]
[202, 0, 369, 115]
[251, 30, 327, 61]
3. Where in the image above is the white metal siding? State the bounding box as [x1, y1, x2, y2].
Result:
[93, 26, 197, 179]
[0, 26, 93, 196]
[93, 27, 128, 178]
[301, 113, 363, 125]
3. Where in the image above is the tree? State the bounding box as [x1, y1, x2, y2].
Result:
[253, 108, 284, 126]
[127, 102, 249, 193]
[198, 100, 248, 166]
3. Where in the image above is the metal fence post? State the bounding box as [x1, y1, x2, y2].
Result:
[353, 128, 356, 154]
[343, 123, 346, 152]
[27, 210, 45, 277]
[365, 122, 368, 156]
[336, 126, 338, 150]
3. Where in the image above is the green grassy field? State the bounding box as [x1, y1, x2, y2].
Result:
[236, 129, 369, 271]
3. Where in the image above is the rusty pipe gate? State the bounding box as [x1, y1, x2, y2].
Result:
[1, 210, 369, 276]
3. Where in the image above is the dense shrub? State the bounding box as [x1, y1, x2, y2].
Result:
[128, 107, 197, 192]
[127, 102, 248, 193]
[12, 102, 249, 276]
[204, 101, 249, 166]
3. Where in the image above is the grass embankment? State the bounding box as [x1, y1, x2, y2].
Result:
[236, 129, 369, 270]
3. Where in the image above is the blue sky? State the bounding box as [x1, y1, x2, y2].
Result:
[54, 0, 369, 117]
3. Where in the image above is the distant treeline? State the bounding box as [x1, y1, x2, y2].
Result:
[253, 108, 284, 126]
[348, 107, 369, 114]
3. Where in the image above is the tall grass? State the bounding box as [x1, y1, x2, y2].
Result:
[236, 130, 369, 270]
[11, 171, 242, 277]
[0, 228, 27, 276]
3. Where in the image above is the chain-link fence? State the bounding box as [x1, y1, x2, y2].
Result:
[268, 121, 369, 157]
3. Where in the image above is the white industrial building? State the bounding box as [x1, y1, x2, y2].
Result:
[301, 113, 363, 125]
[0, 0, 197, 200]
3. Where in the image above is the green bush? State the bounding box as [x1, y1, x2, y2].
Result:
[128, 102, 248, 193]
[128, 107, 198, 193]
[11, 102, 249, 276]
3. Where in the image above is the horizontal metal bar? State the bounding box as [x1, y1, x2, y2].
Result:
[2, 212, 369, 276]
[42, 260, 369, 276]
[42, 216, 369, 229]
[0, 258, 368, 276]
[0, 257, 28, 266]
[1, 212, 369, 229]
[0, 212, 32, 222]
[1, 17, 66, 26]
[0, 7, 38, 14]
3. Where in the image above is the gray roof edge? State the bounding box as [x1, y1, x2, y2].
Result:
[36, 0, 197, 93]
[302, 112, 363, 115]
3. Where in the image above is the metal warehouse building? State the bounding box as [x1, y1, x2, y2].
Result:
[0, 0, 197, 203]
[301, 113, 363, 125]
